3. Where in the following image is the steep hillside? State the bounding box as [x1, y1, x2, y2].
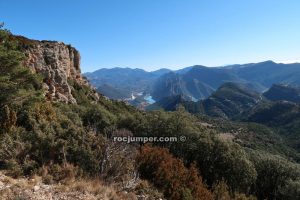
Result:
[247, 101, 300, 126]
[151, 66, 239, 101]
[200, 82, 263, 118]
[245, 100, 300, 154]
[146, 95, 188, 111]
[263, 84, 300, 103]
[151, 72, 189, 100]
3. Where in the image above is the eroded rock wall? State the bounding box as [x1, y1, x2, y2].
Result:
[17, 36, 89, 103]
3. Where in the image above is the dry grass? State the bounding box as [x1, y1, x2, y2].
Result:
[28, 174, 42, 185]
[0, 170, 136, 200]
[2, 175, 17, 185]
[55, 178, 136, 200]
[0, 166, 159, 200]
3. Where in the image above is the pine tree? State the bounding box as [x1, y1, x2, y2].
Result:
[0, 25, 42, 109]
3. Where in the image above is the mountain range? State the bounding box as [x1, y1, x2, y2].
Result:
[84, 67, 171, 99]
[84, 61, 300, 107]
[149, 82, 300, 118]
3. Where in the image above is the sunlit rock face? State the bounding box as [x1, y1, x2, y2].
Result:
[16, 36, 90, 103]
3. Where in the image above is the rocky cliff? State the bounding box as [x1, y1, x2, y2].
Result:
[16, 36, 90, 103]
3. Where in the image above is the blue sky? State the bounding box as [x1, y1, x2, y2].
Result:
[1, 0, 300, 72]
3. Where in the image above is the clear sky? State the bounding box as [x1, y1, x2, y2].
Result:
[1, 0, 300, 72]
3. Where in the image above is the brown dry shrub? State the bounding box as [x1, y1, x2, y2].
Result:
[39, 163, 83, 184]
[137, 145, 213, 200]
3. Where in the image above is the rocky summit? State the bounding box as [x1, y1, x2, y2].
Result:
[16, 36, 90, 103]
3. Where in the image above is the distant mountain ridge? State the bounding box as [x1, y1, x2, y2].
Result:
[149, 82, 300, 129]
[84, 61, 300, 105]
[150, 82, 264, 118]
[84, 67, 171, 100]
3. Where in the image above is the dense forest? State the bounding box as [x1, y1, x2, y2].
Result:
[0, 26, 300, 200]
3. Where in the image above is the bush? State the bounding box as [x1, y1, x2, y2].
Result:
[249, 151, 300, 200]
[137, 145, 213, 200]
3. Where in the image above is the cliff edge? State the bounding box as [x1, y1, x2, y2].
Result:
[15, 36, 90, 103]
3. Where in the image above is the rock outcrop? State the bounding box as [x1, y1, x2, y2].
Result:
[16, 36, 90, 103]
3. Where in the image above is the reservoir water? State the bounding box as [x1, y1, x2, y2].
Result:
[144, 95, 156, 104]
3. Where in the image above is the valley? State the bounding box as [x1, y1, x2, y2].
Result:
[1, 27, 300, 200]
[85, 61, 300, 110]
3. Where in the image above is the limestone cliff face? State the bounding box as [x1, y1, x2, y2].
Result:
[17, 36, 90, 103]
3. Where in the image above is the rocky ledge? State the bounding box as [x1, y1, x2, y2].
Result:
[16, 36, 91, 103]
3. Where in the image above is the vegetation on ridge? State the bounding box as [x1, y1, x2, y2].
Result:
[1, 26, 300, 200]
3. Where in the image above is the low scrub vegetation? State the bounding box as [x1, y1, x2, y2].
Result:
[0, 27, 299, 200]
